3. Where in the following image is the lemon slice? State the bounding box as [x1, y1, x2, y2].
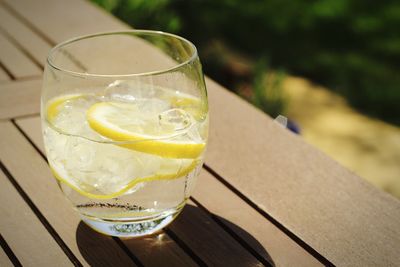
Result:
[87, 102, 206, 158]
[44, 91, 205, 199]
[46, 94, 82, 122]
[50, 158, 198, 199]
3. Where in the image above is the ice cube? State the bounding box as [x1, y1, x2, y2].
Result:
[186, 125, 202, 142]
[158, 108, 192, 132]
[64, 137, 96, 172]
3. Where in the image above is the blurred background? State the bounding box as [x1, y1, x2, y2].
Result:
[92, 0, 400, 198]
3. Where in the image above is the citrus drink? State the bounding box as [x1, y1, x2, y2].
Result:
[42, 83, 207, 236]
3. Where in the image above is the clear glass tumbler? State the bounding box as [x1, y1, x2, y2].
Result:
[41, 30, 208, 237]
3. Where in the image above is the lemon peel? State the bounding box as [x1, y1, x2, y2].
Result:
[51, 159, 198, 199]
[87, 102, 205, 158]
[46, 94, 82, 122]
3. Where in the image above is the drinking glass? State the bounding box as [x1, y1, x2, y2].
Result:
[41, 30, 208, 237]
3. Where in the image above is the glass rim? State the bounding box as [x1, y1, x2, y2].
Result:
[47, 29, 199, 78]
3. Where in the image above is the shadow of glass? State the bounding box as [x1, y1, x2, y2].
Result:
[169, 204, 275, 266]
[76, 204, 274, 266]
[210, 212, 275, 266]
[75, 222, 137, 266]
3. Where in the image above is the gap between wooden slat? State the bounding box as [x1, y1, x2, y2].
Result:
[0, 5, 52, 66]
[0, 244, 14, 267]
[119, 232, 200, 267]
[0, 160, 82, 267]
[0, 27, 43, 69]
[204, 78, 400, 266]
[0, 169, 72, 266]
[0, 61, 14, 80]
[0, 2, 90, 75]
[163, 229, 207, 267]
[0, 1, 56, 47]
[191, 168, 325, 266]
[0, 31, 41, 78]
[111, 238, 144, 267]
[0, 65, 11, 81]
[10, 121, 130, 267]
[203, 164, 333, 266]
[11, 122, 143, 266]
[2, 0, 127, 45]
[190, 197, 273, 267]
[167, 201, 262, 266]
[0, 121, 139, 267]
[0, 234, 22, 267]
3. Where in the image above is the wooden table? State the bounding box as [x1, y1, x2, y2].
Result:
[0, 0, 399, 266]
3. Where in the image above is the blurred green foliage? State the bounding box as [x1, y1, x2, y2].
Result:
[93, 0, 400, 124]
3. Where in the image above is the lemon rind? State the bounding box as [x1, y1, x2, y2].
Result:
[87, 102, 206, 159]
[50, 160, 198, 199]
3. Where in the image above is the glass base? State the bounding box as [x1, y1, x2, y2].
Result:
[80, 209, 181, 237]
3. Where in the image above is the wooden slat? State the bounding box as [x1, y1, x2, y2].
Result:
[4, 0, 127, 44]
[0, 247, 13, 267]
[204, 78, 400, 266]
[0, 121, 138, 267]
[0, 67, 10, 81]
[193, 170, 322, 267]
[0, 170, 72, 266]
[0, 5, 52, 65]
[169, 201, 261, 267]
[0, 32, 41, 79]
[0, 79, 41, 119]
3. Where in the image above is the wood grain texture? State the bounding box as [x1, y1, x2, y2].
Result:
[0, 170, 72, 266]
[0, 121, 137, 267]
[204, 78, 400, 266]
[0, 5, 51, 65]
[4, 0, 127, 44]
[0, 246, 13, 267]
[0, 79, 41, 119]
[193, 170, 322, 267]
[14, 117, 43, 150]
[0, 32, 41, 78]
